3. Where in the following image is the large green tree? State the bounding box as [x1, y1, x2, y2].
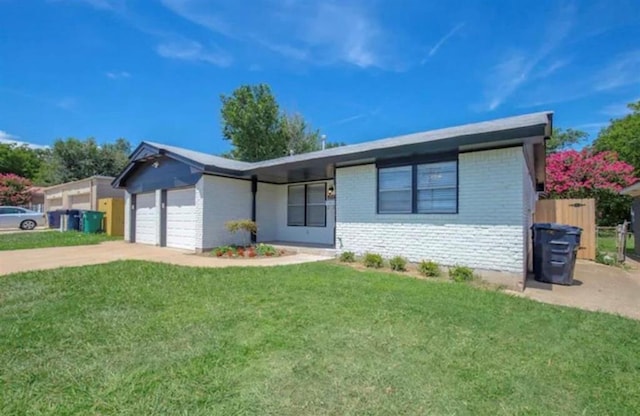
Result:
[0, 143, 45, 180]
[546, 127, 588, 154]
[220, 84, 341, 162]
[220, 84, 285, 162]
[593, 100, 640, 174]
[37, 137, 131, 185]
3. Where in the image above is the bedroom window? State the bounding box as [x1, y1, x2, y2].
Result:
[378, 160, 457, 214]
[287, 183, 327, 227]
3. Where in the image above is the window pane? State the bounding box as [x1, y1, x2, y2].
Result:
[379, 190, 412, 213]
[379, 166, 412, 190]
[417, 188, 457, 213]
[287, 206, 305, 226]
[307, 183, 325, 204]
[417, 162, 456, 189]
[307, 205, 326, 227]
[288, 185, 305, 205]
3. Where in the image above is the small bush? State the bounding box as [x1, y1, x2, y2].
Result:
[363, 252, 384, 268]
[339, 251, 356, 262]
[418, 260, 441, 277]
[389, 255, 407, 271]
[255, 243, 278, 257]
[449, 265, 475, 282]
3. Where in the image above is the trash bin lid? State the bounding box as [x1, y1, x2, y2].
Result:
[532, 222, 582, 233]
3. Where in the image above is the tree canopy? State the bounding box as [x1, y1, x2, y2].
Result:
[593, 100, 640, 174]
[36, 138, 131, 185]
[220, 84, 340, 162]
[0, 143, 45, 180]
[546, 128, 588, 154]
[546, 149, 637, 226]
[0, 173, 32, 206]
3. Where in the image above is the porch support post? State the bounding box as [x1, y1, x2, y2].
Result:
[251, 175, 257, 243]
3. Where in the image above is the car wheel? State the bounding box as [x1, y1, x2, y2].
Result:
[20, 220, 37, 230]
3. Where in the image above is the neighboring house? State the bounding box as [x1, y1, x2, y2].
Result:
[26, 187, 45, 212]
[43, 176, 124, 212]
[113, 112, 551, 288]
[621, 182, 640, 255]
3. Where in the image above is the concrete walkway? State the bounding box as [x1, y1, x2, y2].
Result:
[0, 241, 333, 276]
[510, 260, 640, 320]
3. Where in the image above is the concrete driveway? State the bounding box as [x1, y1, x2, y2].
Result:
[0, 241, 332, 276]
[514, 260, 640, 320]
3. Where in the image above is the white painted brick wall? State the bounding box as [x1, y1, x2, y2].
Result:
[197, 175, 252, 250]
[336, 147, 526, 273]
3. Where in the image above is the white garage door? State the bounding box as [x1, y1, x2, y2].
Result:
[166, 188, 197, 250]
[135, 192, 157, 245]
[70, 193, 91, 210]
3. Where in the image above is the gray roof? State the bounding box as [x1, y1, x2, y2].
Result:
[144, 141, 252, 171]
[116, 111, 552, 185]
[146, 111, 552, 172]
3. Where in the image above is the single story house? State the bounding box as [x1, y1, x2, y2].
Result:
[43, 175, 124, 212]
[621, 182, 640, 255]
[113, 112, 551, 288]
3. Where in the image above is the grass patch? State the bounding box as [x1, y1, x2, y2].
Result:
[597, 228, 635, 255]
[1, 261, 639, 414]
[0, 231, 118, 251]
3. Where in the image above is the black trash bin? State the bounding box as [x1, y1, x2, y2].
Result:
[67, 210, 83, 231]
[532, 223, 582, 285]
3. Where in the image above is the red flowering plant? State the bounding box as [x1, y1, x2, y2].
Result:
[0, 173, 33, 206]
[546, 149, 637, 225]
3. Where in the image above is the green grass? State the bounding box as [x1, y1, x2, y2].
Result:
[597, 229, 635, 255]
[0, 231, 118, 251]
[1, 261, 639, 415]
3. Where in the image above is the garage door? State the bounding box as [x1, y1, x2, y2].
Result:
[70, 194, 91, 210]
[166, 188, 197, 250]
[47, 198, 63, 211]
[135, 192, 157, 245]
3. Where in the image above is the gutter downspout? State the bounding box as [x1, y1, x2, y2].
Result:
[251, 175, 257, 243]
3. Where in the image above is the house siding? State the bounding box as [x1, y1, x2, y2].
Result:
[256, 180, 335, 245]
[336, 147, 526, 274]
[197, 175, 252, 250]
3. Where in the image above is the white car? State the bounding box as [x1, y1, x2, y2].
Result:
[0, 206, 47, 230]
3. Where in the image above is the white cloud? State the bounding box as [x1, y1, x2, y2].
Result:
[105, 70, 131, 79]
[0, 131, 48, 149]
[479, 4, 575, 111]
[160, 0, 396, 69]
[55, 97, 77, 110]
[600, 98, 639, 117]
[156, 39, 232, 67]
[594, 51, 640, 92]
[422, 22, 465, 63]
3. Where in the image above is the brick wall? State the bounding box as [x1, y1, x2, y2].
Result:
[335, 147, 527, 274]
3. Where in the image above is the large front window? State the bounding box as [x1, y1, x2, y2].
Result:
[287, 183, 327, 227]
[378, 160, 457, 214]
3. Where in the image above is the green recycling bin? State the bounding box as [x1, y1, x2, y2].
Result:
[82, 210, 105, 233]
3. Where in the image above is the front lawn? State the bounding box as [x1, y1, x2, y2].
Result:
[1, 261, 639, 414]
[0, 230, 118, 251]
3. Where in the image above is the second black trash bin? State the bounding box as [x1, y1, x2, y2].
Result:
[532, 223, 582, 285]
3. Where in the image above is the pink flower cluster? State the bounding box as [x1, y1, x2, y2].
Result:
[546, 149, 637, 196]
[0, 173, 33, 206]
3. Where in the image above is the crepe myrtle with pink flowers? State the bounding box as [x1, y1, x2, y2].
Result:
[0, 173, 32, 206]
[546, 149, 638, 225]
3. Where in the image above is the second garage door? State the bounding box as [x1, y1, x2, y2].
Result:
[166, 188, 197, 250]
[135, 192, 157, 245]
[70, 193, 91, 210]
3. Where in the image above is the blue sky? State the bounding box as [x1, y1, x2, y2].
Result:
[1, 0, 639, 153]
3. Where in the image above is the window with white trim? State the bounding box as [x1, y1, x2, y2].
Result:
[287, 183, 327, 226]
[378, 160, 457, 214]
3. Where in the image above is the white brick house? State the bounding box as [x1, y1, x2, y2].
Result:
[113, 112, 551, 287]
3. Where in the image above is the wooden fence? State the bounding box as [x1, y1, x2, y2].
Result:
[534, 198, 596, 260]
